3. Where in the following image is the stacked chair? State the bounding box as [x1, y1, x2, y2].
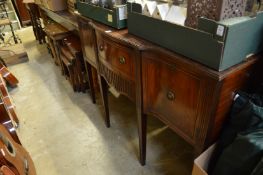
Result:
[60, 35, 88, 92]
[45, 22, 95, 98]
[44, 23, 71, 66]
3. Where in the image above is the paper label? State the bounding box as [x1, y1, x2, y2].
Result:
[216, 25, 225, 37]
[118, 6, 127, 20]
[108, 14, 113, 23]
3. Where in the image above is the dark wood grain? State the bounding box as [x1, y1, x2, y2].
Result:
[95, 30, 137, 102]
[207, 56, 259, 145]
[98, 75, 110, 128]
[96, 33, 135, 82]
[141, 49, 261, 162]
[142, 55, 201, 142]
[77, 17, 97, 67]
[40, 6, 78, 31]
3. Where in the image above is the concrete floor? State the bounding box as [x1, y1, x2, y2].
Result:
[9, 27, 194, 175]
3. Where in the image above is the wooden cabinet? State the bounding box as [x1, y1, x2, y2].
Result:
[15, 0, 30, 26]
[142, 55, 201, 143]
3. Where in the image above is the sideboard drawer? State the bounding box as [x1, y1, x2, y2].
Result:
[96, 33, 135, 81]
[142, 56, 201, 141]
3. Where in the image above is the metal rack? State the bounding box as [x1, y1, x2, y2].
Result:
[0, 0, 21, 32]
[0, 0, 21, 44]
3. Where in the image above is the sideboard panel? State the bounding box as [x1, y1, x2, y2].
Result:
[142, 55, 202, 143]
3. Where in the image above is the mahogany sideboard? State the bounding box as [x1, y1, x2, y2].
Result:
[46, 10, 262, 166]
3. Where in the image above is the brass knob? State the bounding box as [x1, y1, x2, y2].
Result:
[167, 91, 175, 101]
[99, 45, 104, 51]
[119, 57, 126, 64]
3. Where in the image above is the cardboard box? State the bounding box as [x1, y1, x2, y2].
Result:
[192, 144, 216, 175]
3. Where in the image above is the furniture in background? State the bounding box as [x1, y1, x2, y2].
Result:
[15, 0, 30, 26]
[25, 3, 45, 44]
[38, 6, 97, 100]
[44, 22, 71, 66]
[0, 0, 20, 44]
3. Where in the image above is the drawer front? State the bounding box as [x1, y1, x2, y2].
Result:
[142, 57, 201, 140]
[96, 33, 135, 81]
[78, 19, 97, 67]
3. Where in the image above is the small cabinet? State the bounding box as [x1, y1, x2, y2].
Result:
[78, 18, 97, 67]
[142, 53, 202, 142]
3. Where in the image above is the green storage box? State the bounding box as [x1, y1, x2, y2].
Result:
[128, 2, 263, 71]
[77, 1, 127, 29]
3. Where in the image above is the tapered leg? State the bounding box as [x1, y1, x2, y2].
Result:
[137, 112, 147, 165]
[86, 62, 96, 104]
[98, 75, 110, 127]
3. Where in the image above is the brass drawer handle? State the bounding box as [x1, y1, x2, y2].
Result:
[167, 91, 175, 101]
[119, 56, 126, 64]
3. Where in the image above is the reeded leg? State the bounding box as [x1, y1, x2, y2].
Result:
[86, 62, 96, 104]
[98, 75, 110, 127]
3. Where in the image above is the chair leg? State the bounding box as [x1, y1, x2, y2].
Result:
[53, 40, 61, 66]
[68, 66, 77, 92]
[75, 59, 84, 92]
[73, 62, 81, 92]
[98, 75, 110, 127]
[86, 62, 96, 104]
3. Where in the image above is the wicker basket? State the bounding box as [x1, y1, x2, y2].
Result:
[185, 0, 247, 28]
[67, 0, 76, 14]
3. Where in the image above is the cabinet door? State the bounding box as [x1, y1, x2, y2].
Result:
[78, 19, 97, 67]
[142, 55, 201, 142]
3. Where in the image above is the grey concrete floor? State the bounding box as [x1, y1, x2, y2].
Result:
[9, 27, 194, 175]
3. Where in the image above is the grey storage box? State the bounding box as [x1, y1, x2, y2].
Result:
[128, 2, 263, 71]
[77, 1, 127, 29]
